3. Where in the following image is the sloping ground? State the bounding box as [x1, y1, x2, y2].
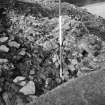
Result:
[82, 2, 105, 18]
[28, 69, 105, 105]
[62, 0, 105, 6]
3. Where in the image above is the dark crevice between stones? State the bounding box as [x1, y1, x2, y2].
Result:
[82, 50, 88, 58]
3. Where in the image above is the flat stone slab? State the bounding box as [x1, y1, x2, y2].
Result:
[27, 69, 105, 105]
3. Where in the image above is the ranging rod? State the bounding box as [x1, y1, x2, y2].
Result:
[59, 0, 63, 79]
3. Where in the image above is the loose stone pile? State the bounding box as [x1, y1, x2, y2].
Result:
[0, 0, 105, 105]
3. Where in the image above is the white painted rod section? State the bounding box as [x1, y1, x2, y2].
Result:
[59, 0, 63, 79]
[59, 16, 63, 79]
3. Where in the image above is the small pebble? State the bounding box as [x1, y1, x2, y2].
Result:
[56, 78, 62, 84]
[52, 54, 58, 63]
[30, 70, 35, 75]
[29, 75, 34, 80]
[63, 71, 70, 81]
[0, 45, 9, 52]
[19, 49, 26, 56]
[45, 78, 53, 90]
[28, 95, 38, 102]
[71, 59, 78, 65]
[68, 65, 75, 71]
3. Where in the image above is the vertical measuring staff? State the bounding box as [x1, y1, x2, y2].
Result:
[59, 0, 63, 79]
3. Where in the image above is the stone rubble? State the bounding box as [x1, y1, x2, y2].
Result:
[0, 1, 105, 105]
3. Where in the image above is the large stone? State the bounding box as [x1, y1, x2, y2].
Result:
[0, 59, 8, 64]
[13, 76, 26, 83]
[0, 37, 8, 43]
[19, 81, 35, 95]
[18, 49, 26, 56]
[8, 41, 20, 48]
[27, 69, 105, 105]
[0, 45, 9, 52]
